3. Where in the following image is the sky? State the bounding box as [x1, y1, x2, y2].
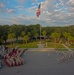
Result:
[0, 0, 74, 26]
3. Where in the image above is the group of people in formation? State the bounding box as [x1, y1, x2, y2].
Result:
[57, 50, 74, 63]
[0, 45, 6, 69]
[47, 50, 74, 64]
[0, 45, 25, 68]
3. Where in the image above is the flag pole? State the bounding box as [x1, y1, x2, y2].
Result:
[38, 4, 41, 44]
[36, 3, 41, 44]
[39, 1, 41, 43]
[40, 17, 41, 44]
[39, 3, 41, 44]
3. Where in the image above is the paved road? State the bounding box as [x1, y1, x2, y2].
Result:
[0, 49, 74, 75]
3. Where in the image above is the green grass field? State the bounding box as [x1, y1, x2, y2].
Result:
[18, 42, 38, 48]
[45, 42, 64, 48]
[7, 40, 74, 51]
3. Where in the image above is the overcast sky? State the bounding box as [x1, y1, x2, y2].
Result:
[0, 0, 74, 26]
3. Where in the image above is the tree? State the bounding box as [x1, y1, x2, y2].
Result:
[8, 33, 16, 44]
[27, 24, 40, 37]
[2, 25, 9, 44]
[9, 25, 23, 42]
[0, 38, 3, 45]
[68, 36, 74, 44]
[51, 32, 60, 43]
[21, 31, 26, 37]
[23, 35, 29, 44]
[27, 32, 31, 37]
[67, 25, 74, 37]
[63, 32, 70, 39]
[34, 33, 39, 40]
[42, 30, 47, 39]
[63, 32, 70, 43]
[0, 25, 3, 37]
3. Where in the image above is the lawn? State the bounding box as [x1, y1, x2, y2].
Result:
[7, 44, 19, 48]
[7, 41, 66, 49]
[18, 41, 39, 48]
[66, 44, 74, 50]
[45, 42, 64, 48]
[7, 40, 74, 51]
[68, 45, 74, 48]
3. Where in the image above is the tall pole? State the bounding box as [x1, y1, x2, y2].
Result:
[36, 2, 41, 44]
[40, 20, 41, 44]
[39, 3, 41, 44]
[38, 17, 41, 44]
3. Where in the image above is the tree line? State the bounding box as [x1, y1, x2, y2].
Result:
[0, 24, 74, 45]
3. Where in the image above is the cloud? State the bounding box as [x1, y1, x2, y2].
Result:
[40, 0, 74, 26]
[6, 8, 16, 14]
[14, 6, 24, 10]
[31, 0, 38, 3]
[0, 8, 16, 14]
[55, 3, 59, 8]
[0, 18, 17, 25]
[43, 11, 52, 15]
[0, 0, 74, 26]
[15, 0, 38, 4]
[0, 2, 5, 8]
[69, 0, 74, 4]
[15, 0, 27, 4]
[27, 6, 37, 13]
[69, 0, 74, 7]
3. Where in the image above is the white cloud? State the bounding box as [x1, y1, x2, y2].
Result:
[15, 0, 26, 4]
[69, 0, 74, 4]
[0, 18, 17, 25]
[41, 0, 50, 11]
[14, 6, 24, 10]
[0, 0, 74, 26]
[0, 2, 5, 8]
[15, 0, 38, 4]
[27, 6, 37, 13]
[11, 0, 74, 26]
[6, 8, 16, 13]
[31, 0, 38, 3]
[55, 3, 59, 8]
[43, 11, 52, 15]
